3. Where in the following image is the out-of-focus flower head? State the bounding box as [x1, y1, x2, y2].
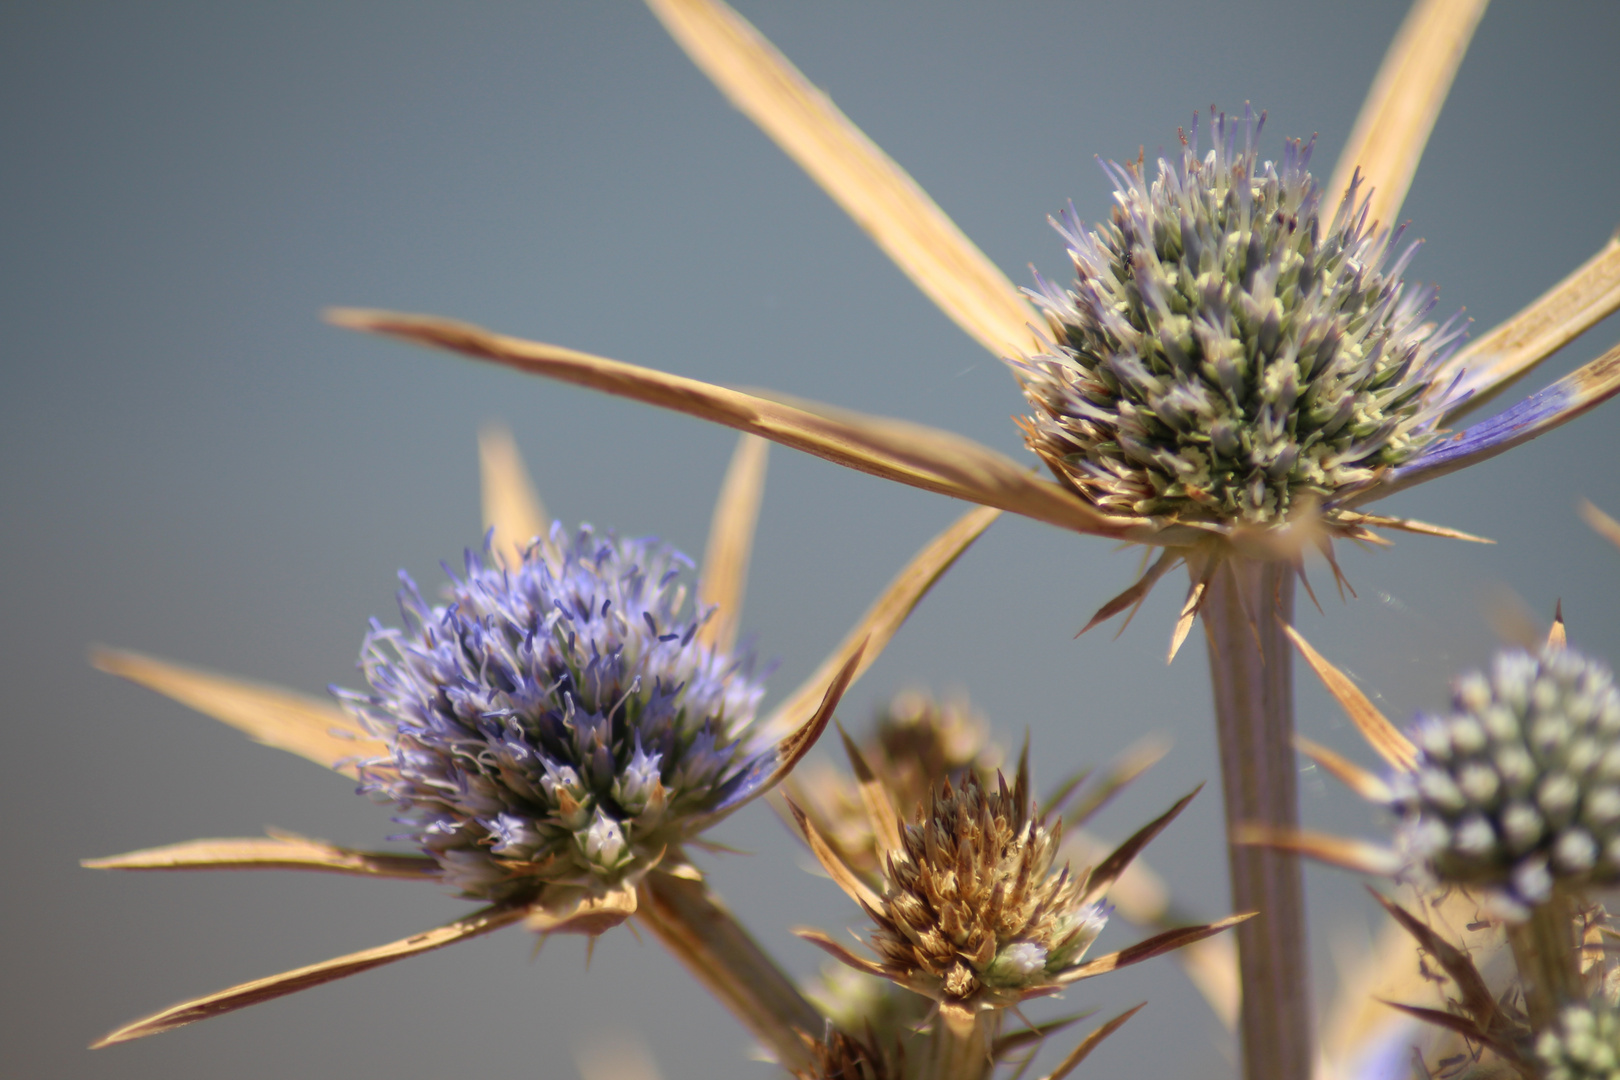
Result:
[1538, 1000, 1620, 1080]
[1391, 646, 1620, 919]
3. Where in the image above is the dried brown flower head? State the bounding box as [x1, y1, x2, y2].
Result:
[792, 741, 1246, 1025]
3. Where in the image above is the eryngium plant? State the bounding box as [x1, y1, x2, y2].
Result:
[343, 526, 769, 905]
[1016, 108, 1465, 527]
[1393, 646, 1620, 917]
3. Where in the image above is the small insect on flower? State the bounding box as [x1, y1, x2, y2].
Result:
[1015, 107, 1466, 530]
[339, 525, 773, 911]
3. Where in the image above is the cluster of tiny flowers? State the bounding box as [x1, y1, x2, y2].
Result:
[344, 526, 768, 902]
[1537, 1002, 1620, 1080]
[869, 772, 1108, 1008]
[1013, 106, 1466, 525]
[1391, 647, 1620, 917]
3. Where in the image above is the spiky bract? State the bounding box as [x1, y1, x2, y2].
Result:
[1393, 647, 1620, 917]
[791, 691, 999, 880]
[346, 526, 768, 903]
[1538, 1002, 1620, 1080]
[868, 771, 1107, 1009]
[1015, 107, 1465, 528]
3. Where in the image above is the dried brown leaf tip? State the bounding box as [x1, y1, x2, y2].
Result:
[784, 691, 1001, 880]
[794, 739, 1220, 1018]
[790, 1025, 901, 1080]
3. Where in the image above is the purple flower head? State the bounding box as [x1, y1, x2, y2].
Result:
[343, 525, 769, 902]
[1390, 646, 1620, 919]
[1013, 106, 1467, 527]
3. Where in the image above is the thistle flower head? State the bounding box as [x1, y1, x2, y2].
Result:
[347, 525, 769, 903]
[864, 769, 1108, 1009]
[1015, 106, 1466, 529]
[1537, 1001, 1620, 1080]
[1392, 646, 1620, 917]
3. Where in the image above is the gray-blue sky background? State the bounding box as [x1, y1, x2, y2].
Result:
[4, 3, 1618, 1077]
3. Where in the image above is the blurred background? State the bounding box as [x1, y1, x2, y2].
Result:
[4, 2, 1619, 1077]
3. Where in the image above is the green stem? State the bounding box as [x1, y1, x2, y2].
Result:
[636, 868, 824, 1073]
[1201, 557, 1311, 1080]
[1507, 890, 1582, 1031]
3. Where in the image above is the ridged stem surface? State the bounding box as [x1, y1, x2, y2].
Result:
[923, 1009, 999, 1080]
[1507, 890, 1582, 1031]
[637, 868, 823, 1072]
[1202, 557, 1311, 1080]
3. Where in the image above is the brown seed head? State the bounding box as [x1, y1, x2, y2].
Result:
[866, 770, 1107, 1009]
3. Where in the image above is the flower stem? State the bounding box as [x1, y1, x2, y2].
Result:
[637, 868, 823, 1072]
[923, 1006, 999, 1080]
[1507, 890, 1582, 1031]
[1201, 557, 1311, 1080]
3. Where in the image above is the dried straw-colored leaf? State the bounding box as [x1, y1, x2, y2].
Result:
[642, 0, 1037, 359]
[1547, 600, 1567, 651]
[93, 648, 385, 778]
[1056, 913, 1254, 985]
[575, 1032, 665, 1080]
[91, 904, 526, 1047]
[525, 883, 639, 936]
[1168, 554, 1217, 662]
[1042, 1004, 1146, 1080]
[793, 927, 888, 979]
[992, 1012, 1091, 1060]
[838, 726, 903, 857]
[1231, 823, 1402, 877]
[762, 504, 1000, 736]
[1295, 735, 1394, 804]
[82, 835, 436, 879]
[1377, 1001, 1519, 1062]
[1282, 625, 1417, 771]
[478, 423, 551, 568]
[1581, 499, 1620, 552]
[1066, 734, 1172, 828]
[696, 433, 768, 653]
[1366, 340, 1620, 504]
[1082, 786, 1202, 904]
[1439, 234, 1620, 417]
[786, 798, 884, 912]
[1324, 0, 1489, 229]
[326, 310, 1154, 542]
[1077, 548, 1181, 638]
[1343, 513, 1494, 544]
[757, 644, 863, 799]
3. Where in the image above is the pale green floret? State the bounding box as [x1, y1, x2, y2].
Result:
[1016, 108, 1465, 527]
[1539, 1003, 1620, 1080]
